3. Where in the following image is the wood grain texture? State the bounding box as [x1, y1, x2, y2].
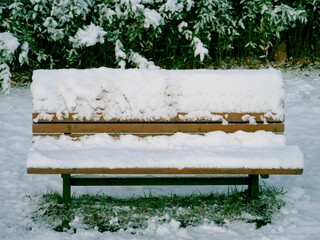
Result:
[33, 112, 284, 123]
[33, 122, 284, 135]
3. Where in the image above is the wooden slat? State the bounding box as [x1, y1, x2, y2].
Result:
[32, 112, 284, 123]
[27, 167, 303, 175]
[33, 122, 284, 135]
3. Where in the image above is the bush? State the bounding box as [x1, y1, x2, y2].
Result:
[0, 0, 319, 93]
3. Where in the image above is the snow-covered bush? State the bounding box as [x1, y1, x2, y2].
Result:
[0, 0, 318, 93]
[239, 0, 307, 59]
[69, 23, 107, 48]
[0, 32, 19, 94]
[193, 0, 238, 63]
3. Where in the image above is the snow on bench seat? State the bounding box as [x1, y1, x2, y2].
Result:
[27, 131, 304, 173]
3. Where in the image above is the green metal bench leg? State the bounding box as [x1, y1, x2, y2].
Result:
[62, 174, 71, 204]
[248, 175, 259, 200]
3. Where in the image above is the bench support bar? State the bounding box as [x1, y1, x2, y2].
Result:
[61, 174, 259, 204]
[248, 175, 259, 199]
[62, 174, 71, 204]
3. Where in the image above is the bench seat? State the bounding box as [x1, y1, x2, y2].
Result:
[27, 131, 303, 174]
[27, 68, 304, 203]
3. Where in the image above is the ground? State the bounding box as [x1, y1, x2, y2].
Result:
[0, 68, 319, 239]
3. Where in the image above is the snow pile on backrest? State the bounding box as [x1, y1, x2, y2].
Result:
[31, 68, 284, 121]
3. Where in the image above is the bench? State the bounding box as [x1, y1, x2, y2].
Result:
[27, 68, 304, 204]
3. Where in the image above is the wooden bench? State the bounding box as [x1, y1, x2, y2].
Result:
[27, 68, 304, 204]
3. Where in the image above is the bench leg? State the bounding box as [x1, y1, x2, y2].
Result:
[62, 174, 71, 204]
[248, 175, 259, 200]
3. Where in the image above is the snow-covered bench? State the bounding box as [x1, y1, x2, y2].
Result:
[27, 68, 304, 204]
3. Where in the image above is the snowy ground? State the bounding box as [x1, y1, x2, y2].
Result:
[0, 68, 319, 239]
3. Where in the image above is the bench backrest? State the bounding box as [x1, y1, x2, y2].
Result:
[31, 68, 285, 137]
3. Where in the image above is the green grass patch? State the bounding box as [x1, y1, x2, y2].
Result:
[31, 186, 286, 233]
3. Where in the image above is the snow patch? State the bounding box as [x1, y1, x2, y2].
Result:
[69, 23, 107, 48]
[31, 68, 285, 121]
[144, 8, 163, 28]
[27, 131, 304, 170]
[0, 32, 19, 59]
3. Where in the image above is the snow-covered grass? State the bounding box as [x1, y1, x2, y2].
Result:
[33, 186, 286, 233]
[0, 68, 320, 239]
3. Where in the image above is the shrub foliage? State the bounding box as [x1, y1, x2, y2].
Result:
[0, 0, 319, 92]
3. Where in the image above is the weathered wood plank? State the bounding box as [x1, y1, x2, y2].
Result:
[27, 167, 303, 175]
[32, 122, 284, 134]
[32, 112, 284, 123]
